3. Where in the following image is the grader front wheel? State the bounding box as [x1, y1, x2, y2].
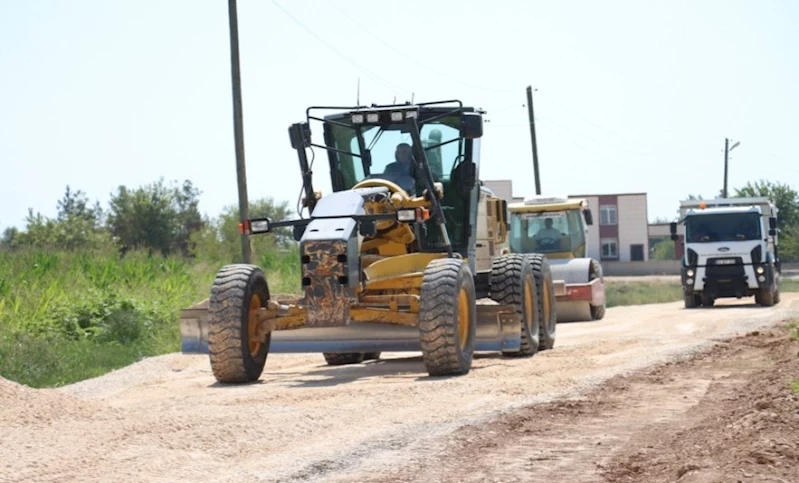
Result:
[418, 258, 476, 376]
[207, 264, 271, 383]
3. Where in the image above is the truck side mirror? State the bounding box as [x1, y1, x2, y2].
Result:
[670, 221, 678, 241]
[769, 228, 776, 237]
[769, 217, 777, 230]
[583, 208, 593, 226]
[462, 112, 483, 139]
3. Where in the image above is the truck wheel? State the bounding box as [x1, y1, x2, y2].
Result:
[684, 293, 699, 309]
[530, 254, 557, 351]
[758, 286, 775, 307]
[419, 258, 476, 376]
[323, 353, 365, 365]
[700, 294, 715, 307]
[589, 259, 606, 320]
[490, 254, 541, 357]
[208, 264, 271, 383]
[363, 352, 382, 360]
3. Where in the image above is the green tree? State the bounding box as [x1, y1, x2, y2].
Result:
[733, 179, 799, 262]
[650, 238, 675, 260]
[107, 179, 203, 256]
[191, 197, 294, 264]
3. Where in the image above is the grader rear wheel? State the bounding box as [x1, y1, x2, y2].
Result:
[207, 264, 271, 383]
[490, 254, 541, 357]
[529, 254, 557, 351]
[418, 258, 476, 376]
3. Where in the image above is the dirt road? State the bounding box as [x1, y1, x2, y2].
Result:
[2, 295, 798, 483]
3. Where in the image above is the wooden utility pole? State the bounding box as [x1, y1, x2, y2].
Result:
[228, 0, 251, 263]
[723, 137, 729, 198]
[526, 86, 541, 195]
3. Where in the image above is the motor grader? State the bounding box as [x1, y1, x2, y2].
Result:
[180, 100, 557, 382]
[505, 195, 606, 322]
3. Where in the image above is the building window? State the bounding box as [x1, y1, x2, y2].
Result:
[600, 205, 617, 225]
[601, 238, 618, 259]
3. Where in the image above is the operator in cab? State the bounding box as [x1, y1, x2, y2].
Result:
[534, 217, 562, 249]
[380, 142, 417, 195]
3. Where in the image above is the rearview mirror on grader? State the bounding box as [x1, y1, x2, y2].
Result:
[180, 100, 558, 382]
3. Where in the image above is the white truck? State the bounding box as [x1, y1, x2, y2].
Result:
[670, 197, 781, 308]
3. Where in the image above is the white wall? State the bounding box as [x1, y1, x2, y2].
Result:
[581, 196, 601, 260]
[618, 194, 649, 261]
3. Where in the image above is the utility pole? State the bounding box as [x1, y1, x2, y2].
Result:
[526, 86, 541, 195]
[228, 0, 251, 263]
[723, 138, 740, 199]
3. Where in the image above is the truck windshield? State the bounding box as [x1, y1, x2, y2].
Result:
[509, 211, 582, 253]
[685, 213, 762, 243]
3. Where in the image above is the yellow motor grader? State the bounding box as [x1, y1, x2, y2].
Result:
[180, 100, 557, 382]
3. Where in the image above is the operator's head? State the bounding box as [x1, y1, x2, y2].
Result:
[428, 129, 442, 143]
[395, 143, 413, 164]
[545, 218, 553, 228]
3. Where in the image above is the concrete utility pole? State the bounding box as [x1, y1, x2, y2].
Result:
[228, 0, 252, 263]
[526, 86, 541, 195]
[723, 138, 741, 198]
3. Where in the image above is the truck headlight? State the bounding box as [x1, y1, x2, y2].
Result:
[755, 266, 765, 274]
[686, 269, 695, 277]
[686, 278, 694, 285]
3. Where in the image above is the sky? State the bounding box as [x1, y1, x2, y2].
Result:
[1, 0, 797, 231]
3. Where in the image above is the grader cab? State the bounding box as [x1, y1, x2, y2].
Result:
[180, 100, 557, 382]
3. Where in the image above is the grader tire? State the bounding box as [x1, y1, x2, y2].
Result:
[419, 258, 476, 376]
[684, 293, 700, 309]
[323, 353, 366, 365]
[207, 264, 271, 383]
[529, 254, 557, 351]
[490, 254, 540, 357]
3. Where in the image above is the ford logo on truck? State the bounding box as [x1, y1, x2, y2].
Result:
[718, 247, 730, 252]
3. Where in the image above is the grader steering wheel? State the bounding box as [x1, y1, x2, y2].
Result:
[353, 178, 416, 243]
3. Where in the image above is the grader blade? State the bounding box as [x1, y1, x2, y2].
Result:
[178, 301, 521, 354]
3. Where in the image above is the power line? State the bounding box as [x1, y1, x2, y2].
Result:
[269, 0, 411, 98]
[325, 0, 514, 95]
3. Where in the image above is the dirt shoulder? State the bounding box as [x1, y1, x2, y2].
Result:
[353, 324, 799, 483]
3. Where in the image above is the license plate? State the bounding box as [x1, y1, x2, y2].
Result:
[714, 259, 736, 265]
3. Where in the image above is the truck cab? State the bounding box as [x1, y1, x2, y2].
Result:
[671, 197, 780, 308]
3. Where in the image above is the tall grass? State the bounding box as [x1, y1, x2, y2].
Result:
[0, 246, 300, 388]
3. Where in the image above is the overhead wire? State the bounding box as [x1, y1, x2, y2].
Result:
[269, 0, 412, 98]
[325, 0, 515, 95]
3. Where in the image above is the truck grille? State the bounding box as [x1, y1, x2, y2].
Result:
[705, 257, 745, 279]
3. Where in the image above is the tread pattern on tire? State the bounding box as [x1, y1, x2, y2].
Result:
[208, 264, 270, 383]
[529, 253, 556, 351]
[490, 254, 539, 357]
[419, 258, 475, 376]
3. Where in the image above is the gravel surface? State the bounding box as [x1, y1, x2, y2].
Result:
[1, 294, 797, 482]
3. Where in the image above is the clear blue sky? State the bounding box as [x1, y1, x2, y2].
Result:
[1, 0, 797, 230]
